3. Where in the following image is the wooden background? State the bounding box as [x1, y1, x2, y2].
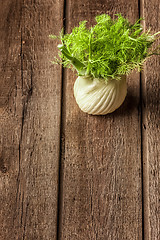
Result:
[0, 0, 159, 239]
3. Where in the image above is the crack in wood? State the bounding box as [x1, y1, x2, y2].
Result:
[15, 28, 33, 235]
[22, 202, 29, 240]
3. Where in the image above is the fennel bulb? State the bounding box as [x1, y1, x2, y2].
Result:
[74, 75, 127, 115]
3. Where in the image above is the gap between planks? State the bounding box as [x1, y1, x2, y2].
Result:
[56, 0, 67, 239]
[139, 0, 150, 239]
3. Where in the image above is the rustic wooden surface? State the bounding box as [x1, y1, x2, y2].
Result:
[0, 0, 63, 239]
[141, 0, 160, 239]
[59, 0, 142, 239]
[0, 0, 159, 240]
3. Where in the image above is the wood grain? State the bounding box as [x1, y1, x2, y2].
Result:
[59, 0, 142, 239]
[0, 0, 63, 239]
[141, 0, 160, 239]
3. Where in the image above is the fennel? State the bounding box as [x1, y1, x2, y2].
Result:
[50, 14, 160, 115]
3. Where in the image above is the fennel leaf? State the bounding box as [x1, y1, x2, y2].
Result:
[50, 14, 160, 81]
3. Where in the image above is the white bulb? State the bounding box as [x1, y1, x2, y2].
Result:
[74, 75, 127, 115]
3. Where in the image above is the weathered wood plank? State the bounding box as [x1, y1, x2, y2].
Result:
[0, 0, 63, 239]
[141, 0, 160, 239]
[59, 1, 142, 239]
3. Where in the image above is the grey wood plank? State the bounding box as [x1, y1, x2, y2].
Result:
[59, 0, 142, 239]
[0, 0, 63, 239]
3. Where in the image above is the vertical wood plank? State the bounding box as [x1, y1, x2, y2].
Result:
[60, 0, 142, 239]
[141, 0, 160, 239]
[0, 0, 63, 239]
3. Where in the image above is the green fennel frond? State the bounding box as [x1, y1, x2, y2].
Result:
[50, 13, 160, 81]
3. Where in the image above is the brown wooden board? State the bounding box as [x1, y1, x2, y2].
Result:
[141, 0, 160, 239]
[0, 0, 63, 239]
[59, 0, 142, 239]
